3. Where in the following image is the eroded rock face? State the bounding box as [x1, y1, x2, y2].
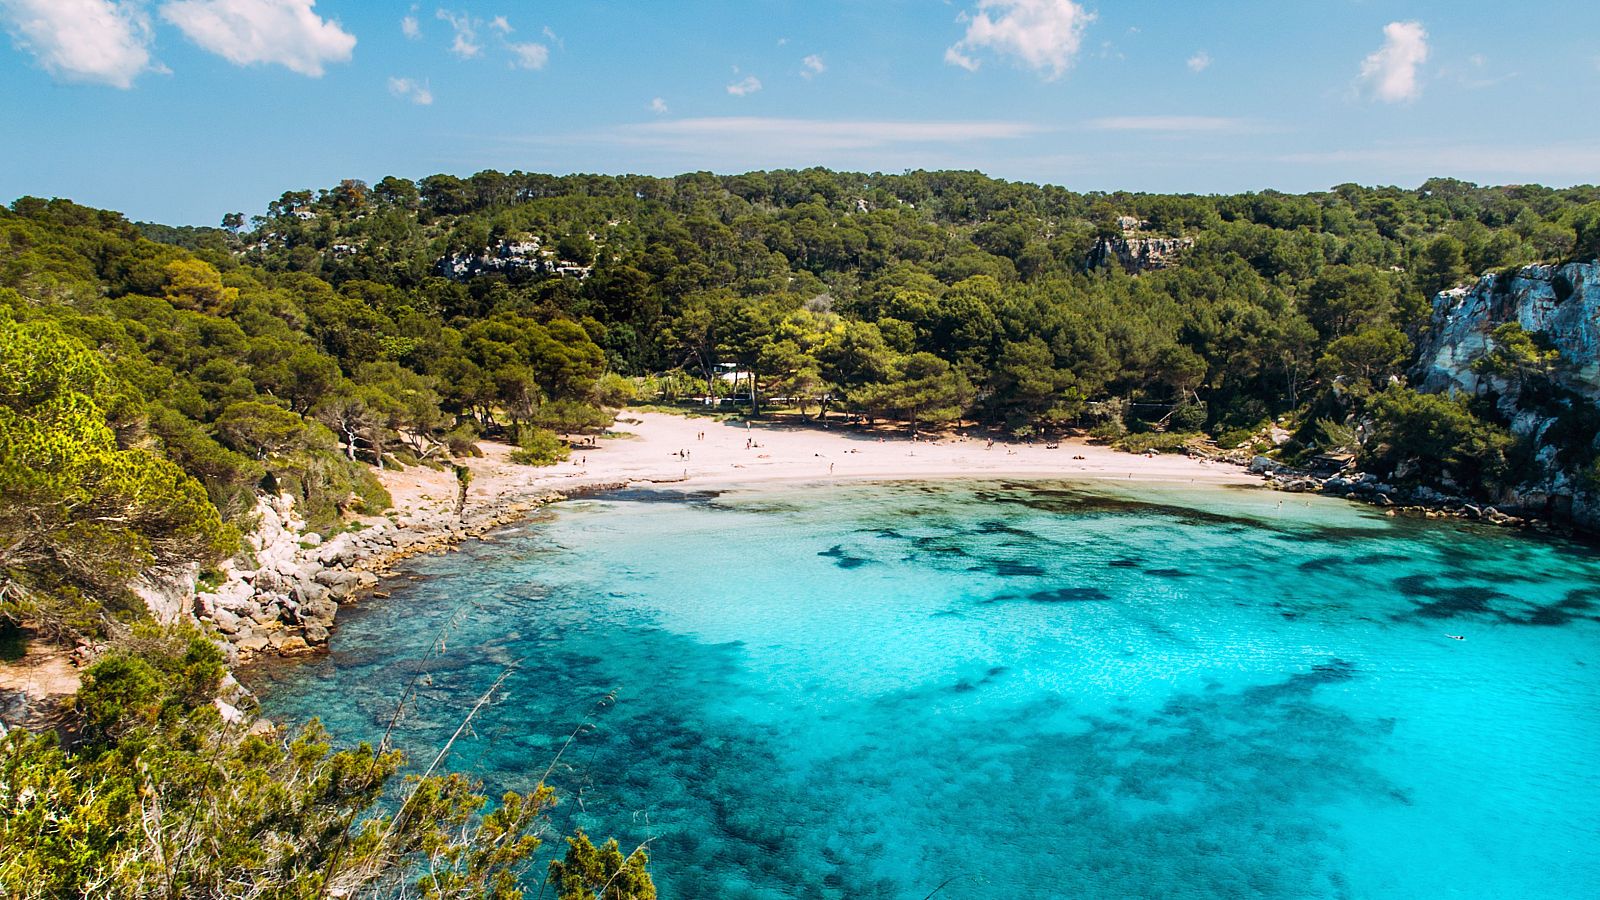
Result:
[187, 494, 363, 658]
[132, 562, 200, 624]
[162, 485, 567, 660]
[438, 238, 593, 281]
[1414, 262, 1600, 399]
[1087, 235, 1194, 273]
[1411, 261, 1600, 528]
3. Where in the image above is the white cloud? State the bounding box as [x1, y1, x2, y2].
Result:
[508, 41, 547, 70]
[542, 25, 561, 49]
[649, 96, 669, 114]
[0, 0, 157, 87]
[435, 8, 478, 58]
[726, 74, 761, 96]
[1087, 115, 1248, 132]
[945, 0, 1094, 80]
[488, 14, 509, 33]
[387, 75, 432, 105]
[1187, 50, 1211, 73]
[160, 0, 355, 77]
[801, 53, 825, 78]
[401, 14, 419, 38]
[1359, 20, 1429, 103]
[944, 46, 979, 72]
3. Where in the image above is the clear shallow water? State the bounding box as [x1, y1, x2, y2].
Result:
[250, 480, 1600, 899]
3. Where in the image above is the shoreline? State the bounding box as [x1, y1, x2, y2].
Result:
[219, 409, 1565, 668]
[216, 411, 1258, 664]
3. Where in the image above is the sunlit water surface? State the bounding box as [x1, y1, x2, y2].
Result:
[250, 480, 1600, 899]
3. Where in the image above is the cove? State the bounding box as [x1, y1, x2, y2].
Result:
[248, 480, 1600, 899]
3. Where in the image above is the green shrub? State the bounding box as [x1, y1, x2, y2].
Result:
[444, 421, 482, 458]
[1087, 420, 1127, 442]
[1115, 431, 1199, 454]
[0, 625, 607, 899]
[1169, 401, 1208, 431]
[272, 442, 393, 531]
[348, 465, 393, 514]
[527, 400, 612, 435]
[509, 427, 570, 466]
[1215, 427, 1256, 450]
[593, 372, 639, 407]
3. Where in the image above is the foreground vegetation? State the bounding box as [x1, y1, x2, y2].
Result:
[4, 168, 1600, 895]
[0, 627, 653, 899]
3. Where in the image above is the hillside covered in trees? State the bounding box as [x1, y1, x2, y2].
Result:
[4, 167, 1600, 896]
[151, 170, 1600, 477]
[8, 169, 1600, 634]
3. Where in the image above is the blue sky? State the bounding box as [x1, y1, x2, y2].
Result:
[2, 0, 1598, 225]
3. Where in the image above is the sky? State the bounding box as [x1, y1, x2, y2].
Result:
[2, 0, 1598, 225]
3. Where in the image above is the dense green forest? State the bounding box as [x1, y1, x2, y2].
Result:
[8, 168, 1600, 630]
[4, 168, 1600, 897]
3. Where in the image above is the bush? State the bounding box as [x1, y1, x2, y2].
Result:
[444, 421, 482, 458]
[593, 372, 639, 408]
[0, 624, 616, 898]
[348, 464, 393, 514]
[527, 400, 612, 435]
[1215, 427, 1256, 450]
[1169, 401, 1208, 431]
[273, 441, 393, 532]
[1216, 397, 1271, 429]
[509, 427, 570, 466]
[1087, 420, 1127, 443]
[1364, 385, 1512, 491]
[1115, 431, 1200, 454]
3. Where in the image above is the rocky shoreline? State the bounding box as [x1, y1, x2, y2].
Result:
[189, 436, 1577, 667]
[1244, 455, 1557, 532]
[193, 480, 634, 662]
[207, 452, 1562, 665]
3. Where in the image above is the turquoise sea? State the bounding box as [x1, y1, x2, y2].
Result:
[249, 480, 1600, 899]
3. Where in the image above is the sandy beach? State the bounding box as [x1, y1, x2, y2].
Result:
[380, 411, 1258, 527]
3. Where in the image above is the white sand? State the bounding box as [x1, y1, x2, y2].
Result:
[379, 412, 1257, 523]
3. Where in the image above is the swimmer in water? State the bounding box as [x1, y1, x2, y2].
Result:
[1446, 634, 1465, 640]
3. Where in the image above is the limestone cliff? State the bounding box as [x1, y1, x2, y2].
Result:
[1414, 262, 1600, 398]
[1412, 261, 1600, 526]
[439, 238, 592, 281]
[1087, 235, 1193, 273]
